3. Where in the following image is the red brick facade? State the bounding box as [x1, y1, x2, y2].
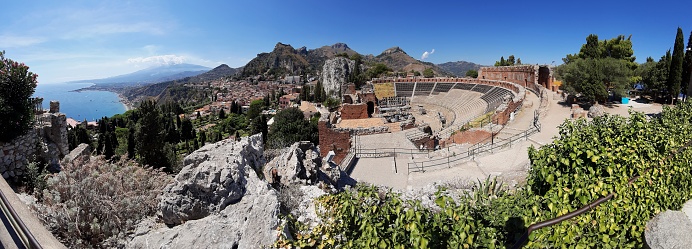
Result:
[340, 104, 369, 120]
[318, 121, 351, 165]
[477, 65, 554, 92]
[492, 98, 523, 125]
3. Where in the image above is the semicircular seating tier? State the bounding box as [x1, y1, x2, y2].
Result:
[372, 78, 526, 139]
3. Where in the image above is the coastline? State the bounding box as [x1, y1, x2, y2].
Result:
[118, 93, 134, 111]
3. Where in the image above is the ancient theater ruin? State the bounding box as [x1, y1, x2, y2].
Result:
[318, 65, 556, 189]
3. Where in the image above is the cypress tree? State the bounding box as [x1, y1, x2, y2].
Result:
[668, 27, 685, 104]
[127, 128, 135, 159]
[683, 31, 692, 97]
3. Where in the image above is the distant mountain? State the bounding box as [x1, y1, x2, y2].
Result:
[70, 63, 211, 86]
[192, 64, 239, 82]
[241, 42, 455, 78]
[242, 42, 362, 77]
[370, 46, 452, 76]
[121, 63, 240, 102]
[436, 61, 484, 77]
[242, 43, 311, 77]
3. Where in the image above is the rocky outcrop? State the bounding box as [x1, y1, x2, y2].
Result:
[320, 57, 355, 98]
[264, 141, 321, 185]
[645, 210, 692, 249]
[159, 134, 266, 225]
[61, 143, 91, 165]
[130, 134, 281, 248]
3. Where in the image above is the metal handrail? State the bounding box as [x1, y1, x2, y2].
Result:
[0, 186, 43, 249]
[511, 139, 692, 248]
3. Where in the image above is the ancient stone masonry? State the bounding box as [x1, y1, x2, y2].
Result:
[340, 103, 369, 120]
[0, 101, 69, 180]
[478, 65, 555, 93]
[318, 121, 351, 165]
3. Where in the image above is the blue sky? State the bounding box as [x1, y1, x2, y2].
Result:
[1, 0, 690, 84]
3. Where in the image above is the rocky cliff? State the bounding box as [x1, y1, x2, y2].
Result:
[370, 46, 451, 76]
[129, 134, 281, 248]
[320, 57, 356, 98]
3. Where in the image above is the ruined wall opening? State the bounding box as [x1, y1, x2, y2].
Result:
[366, 101, 375, 117]
[538, 66, 552, 89]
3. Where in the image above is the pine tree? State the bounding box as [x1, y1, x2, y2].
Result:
[668, 27, 685, 104]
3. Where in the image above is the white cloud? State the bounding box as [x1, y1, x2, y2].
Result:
[0, 35, 44, 48]
[421, 49, 435, 60]
[127, 54, 186, 67]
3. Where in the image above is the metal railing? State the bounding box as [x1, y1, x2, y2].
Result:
[408, 126, 539, 173]
[0, 185, 43, 249]
[510, 139, 692, 248]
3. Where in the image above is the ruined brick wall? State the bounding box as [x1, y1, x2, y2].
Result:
[538, 66, 554, 90]
[492, 98, 524, 125]
[318, 121, 351, 165]
[340, 103, 369, 120]
[442, 129, 492, 147]
[478, 65, 537, 88]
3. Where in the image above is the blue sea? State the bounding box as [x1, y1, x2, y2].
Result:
[33, 83, 126, 122]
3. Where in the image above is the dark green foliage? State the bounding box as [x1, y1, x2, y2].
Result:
[67, 124, 92, 151]
[134, 100, 175, 171]
[465, 69, 478, 78]
[0, 51, 38, 142]
[218, 108, 226, 119]
[267, 107, 317, 149]
[127, 127, 135, 159]
[422, 68, 434, 78]
[668, 27, 685, 103]
[494, 55, 520, 66]
[559, 58, 631, 102]
[250, 115, 268, 144]
[247, 99, 265, 121]
[684, 31, 692, 96]
[365, 63, 391, 79]
[280, 101, 692, 248]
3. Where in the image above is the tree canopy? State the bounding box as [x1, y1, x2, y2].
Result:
[422, 68, 434, 78]
[266, 107, 317, 149]
[494, 55, 521, 66]
[465, 69, 478, 78]
[558, 34, 636, 102]
[668, 27, 685, 103]
[0, 51, 38, 142]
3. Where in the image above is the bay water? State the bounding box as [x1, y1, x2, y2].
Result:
[33, 83, 126, 122]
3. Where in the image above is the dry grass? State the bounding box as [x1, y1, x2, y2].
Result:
[374, 83, 395, 99]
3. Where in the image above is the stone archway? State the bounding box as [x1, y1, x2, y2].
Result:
[366, 101, 375, 117]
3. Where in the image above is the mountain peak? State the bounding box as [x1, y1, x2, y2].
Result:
[381, 46, 406, 56]
[331, 43, 351, 51]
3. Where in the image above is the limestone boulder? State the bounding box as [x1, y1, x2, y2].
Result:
[158, 134, 265, 225]
[129, 186, 280, 249]
[264, 141, 320, 185]
[62, 143, 91, 165]
[645, 210, 692, 249]
[588, 103, 605, 118]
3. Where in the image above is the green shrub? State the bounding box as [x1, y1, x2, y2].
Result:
[34, 156, 172, 248]
[278, 101, 692, 248]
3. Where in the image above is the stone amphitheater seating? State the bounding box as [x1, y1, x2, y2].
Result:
[432, 83, 455, 94]
[392, 80, 518, 139]
[481, 87, 512, 113]
[395, 82, 415, 97]
[413, 82, 435, 96]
